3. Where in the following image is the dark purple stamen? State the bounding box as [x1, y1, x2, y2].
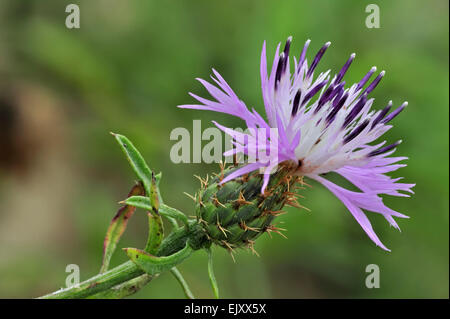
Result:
[307, 42, 331, 78]
[329, 81, 345, 100]
[316, 81, 346, 113]
[368, 140, 402, 157]
[332, 86, 345, 108]
[315, 84, 335, 113]
[274, 52, 286, 90]
[298, 39, 311, 71]
[336, 53, 355, 83]
[381, 102, 407, 124]
[281, 39, 291, 75]
[362, 71, 385, 96]
[343, 93, 368, 127]
[370, 101, 392, 129]
[291, 89, 301, 117]
[283, 36, 292, 58]
[302, 79, 328, 106]
[326, 92, 348, 124]
[344, 119, 370, 143]
[356, 67, 376, 91]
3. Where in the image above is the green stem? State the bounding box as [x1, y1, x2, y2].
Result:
[207, 247, 220, 299]
[87, 274, 155, 299]
[39, 260, 142, 299]
[170, 267, 195, 299]
[38, 221, 205, 299]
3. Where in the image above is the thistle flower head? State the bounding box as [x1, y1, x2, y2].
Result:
[179, 37, 415, 251]
[193, 162, 302, 253]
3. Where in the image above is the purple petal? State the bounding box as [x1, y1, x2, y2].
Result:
[221, 162, 266, 184]
[312, 175, 391, 251]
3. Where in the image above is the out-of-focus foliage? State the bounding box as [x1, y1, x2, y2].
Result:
[0, 0, 448, 298]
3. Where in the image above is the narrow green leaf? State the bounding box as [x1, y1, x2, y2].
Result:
[149, 172, 160, 214]
[124, 243, 193, 276]
[145, 212, 164, 254]
[121, 196, 151, 211]
[155, 172, 162, 186]
[112, 133, 165, 258]
[160, 204, 189, 229]
[207, 248, 220, 299]
[170, 267, 195, 299]
[167, 216, 180, 230]
[111, 133, 152, 195]
[100, 183, 145, 273]
[123, 196, 189, 228]
[152, 171, 179, 228]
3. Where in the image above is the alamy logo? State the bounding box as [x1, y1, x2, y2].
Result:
[65, 264, 80, 288]
[169, 120, 279, 167]
[365, 4, 380, 29]
[365, 264, 380, 288]
[65, 4, 80, 29]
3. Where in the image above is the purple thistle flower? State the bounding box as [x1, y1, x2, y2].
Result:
[179, 38, 415, 251]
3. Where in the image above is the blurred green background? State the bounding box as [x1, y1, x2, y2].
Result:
[0, 0, 448, 298]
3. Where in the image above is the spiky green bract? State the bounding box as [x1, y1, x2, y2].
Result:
[195, 164, 300, 251]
